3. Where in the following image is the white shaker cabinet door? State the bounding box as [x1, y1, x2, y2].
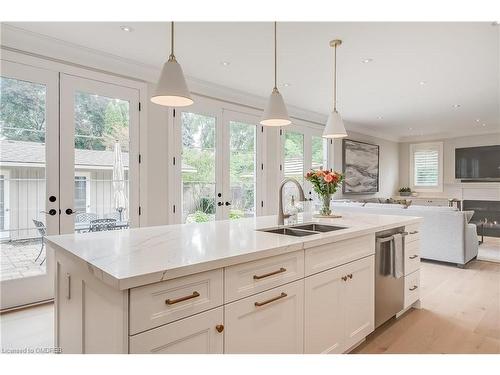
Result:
[304, 264, 345, 353]
[129, 307, 224, 354]
[224, 279, 304, 354]
[343, 255, 375, 351]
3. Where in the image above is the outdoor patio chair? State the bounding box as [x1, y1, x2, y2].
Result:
[32, 219, 46, 265]
[89, 218, 117, 232]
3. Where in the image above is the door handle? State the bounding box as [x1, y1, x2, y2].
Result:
[41, 209, 57, 216]
[225, 201, 231, 206]
[217, 202, 223, 207]
[65, 208, 75, 215]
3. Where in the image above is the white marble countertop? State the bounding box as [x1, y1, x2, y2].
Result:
[46, 212, 422, 290]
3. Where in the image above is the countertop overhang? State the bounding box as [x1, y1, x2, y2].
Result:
[46, 212, 422, 290]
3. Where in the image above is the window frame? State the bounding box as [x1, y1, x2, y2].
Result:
[409, 142, 444, 193]
[0, 170, 10, 239]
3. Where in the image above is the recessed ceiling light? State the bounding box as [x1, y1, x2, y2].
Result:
[419, 81, 427, 85]
[282, 83, 291, 87]
[120, 25, 133, 32]
[361, 58, 373, 64]
[220, 61, 230, 67]
[475, 119, 480, 122]
[452, 104, 461, 108]
[408, 127, 413, 130]
[377, 116, 383, 120]
[482, 123, 487, 127]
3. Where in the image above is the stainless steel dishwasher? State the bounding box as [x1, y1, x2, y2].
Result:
[375, 227, 407, 328]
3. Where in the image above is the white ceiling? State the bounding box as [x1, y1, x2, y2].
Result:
[3, 22, 500, 140]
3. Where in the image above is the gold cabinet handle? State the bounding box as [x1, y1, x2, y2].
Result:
[347, 273, 353, 279]
[253, 267, 286, 280]
[254, 292, 287, 307]
[409, 230, 419, 234]
[409, 255, 419, 259]
[409, 285, 418, 291]
[341, 276, 348, 281]
[215, 324, 224, 333]
[165, 291, 200, 305]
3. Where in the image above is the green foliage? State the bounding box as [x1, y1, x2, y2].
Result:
[187, 210, 212, 223]
[0, 77, 46, 142]
[197, 197, 215, 215]
[284, 131, 303, 158]
[229, 209, 244, 220]
[0, 77, 129, 151]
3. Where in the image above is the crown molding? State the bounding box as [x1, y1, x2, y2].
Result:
[399, 128, 500, 143]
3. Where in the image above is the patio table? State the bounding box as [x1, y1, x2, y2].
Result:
[74, 221, 129, 233]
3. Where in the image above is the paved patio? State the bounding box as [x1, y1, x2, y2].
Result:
[0, 239, 46, 281]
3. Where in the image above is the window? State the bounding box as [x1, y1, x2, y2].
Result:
[74, 175, 89, 213]
[410, 142, 443, 192]
[283, 131, 304, 205]
[0, 175, 5, 232]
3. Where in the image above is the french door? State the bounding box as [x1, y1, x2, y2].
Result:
[172, 105, 264, 224]
[0, 63, 140, 310]
[59, 74, 140, 234]
[0, 61, 59, 309]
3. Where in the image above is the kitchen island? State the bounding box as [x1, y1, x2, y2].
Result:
[46, 212, 422, 354]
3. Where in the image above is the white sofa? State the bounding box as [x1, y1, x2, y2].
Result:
[332, 201, 479, 267]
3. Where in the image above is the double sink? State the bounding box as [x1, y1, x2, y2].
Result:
[258, 223, 347, 237]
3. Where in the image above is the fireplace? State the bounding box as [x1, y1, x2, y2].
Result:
[463, 200, 500, 238]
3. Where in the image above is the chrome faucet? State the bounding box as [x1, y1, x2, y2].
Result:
[278, 178, 306, 225]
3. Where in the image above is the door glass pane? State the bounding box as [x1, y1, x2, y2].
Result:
[283, 131, 304, 206]
[229, 121, 256, 219]
[73, 92, 130, 233]
[0, 76, 47, 280]
[311, 136, 328, 205]
[181, 112, 216, 223]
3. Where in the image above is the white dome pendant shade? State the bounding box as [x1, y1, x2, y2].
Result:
[323, 110, 347, 138]
[261, 87, 290, 126]
[323, 39, 347, 138]
[151, 22, 193, 107]
[260, 22, 291, 127]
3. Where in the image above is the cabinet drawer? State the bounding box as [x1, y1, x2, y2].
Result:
[129, 269, 223, 335]
[305, 234, 374, 276]
[224, 279, 304, 354]
[129, 307, 224, 354]
[404, 240, 420, 276]
[405, 224, 420, 243]
[224, 250, 304, 303]
[404, 270, 420, 309]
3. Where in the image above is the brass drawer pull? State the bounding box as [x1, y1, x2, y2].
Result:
[409, 285, 418, 291]
[347, 273, 353, 279]
[409, 230, 419, 235]
[341, 276, 348, 281]
[409, 255, 419, 259]
[253, 267, 286, 280]
[165, 291, 200, 305]
[254, 292, 287, 307]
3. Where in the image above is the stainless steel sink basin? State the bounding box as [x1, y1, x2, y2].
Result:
[260, 228, 318, 237]
[289, 223, 346, 232]
[258, 223, 347, 237]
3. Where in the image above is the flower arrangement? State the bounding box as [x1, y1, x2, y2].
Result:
[305, 169, 344, 216]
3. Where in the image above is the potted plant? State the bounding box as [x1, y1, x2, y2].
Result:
[305, 169, 344, 216]
[398, 187, 412, 196]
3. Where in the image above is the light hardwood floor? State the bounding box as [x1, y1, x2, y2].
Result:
[354, 259, 500, 354]
[1, 260, 499, 354]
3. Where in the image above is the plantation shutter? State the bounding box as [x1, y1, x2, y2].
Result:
[414, 149, 439, 186]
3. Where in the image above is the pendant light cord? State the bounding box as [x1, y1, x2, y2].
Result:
[169, 21, 175, 61]
[333, 43, 337, 112]
[274, 21, 277, 90]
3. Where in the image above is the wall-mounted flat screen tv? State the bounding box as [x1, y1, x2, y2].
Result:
[455, 145, 500, 180]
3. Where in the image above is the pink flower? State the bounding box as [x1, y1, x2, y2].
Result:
[324, 174, 334, 183]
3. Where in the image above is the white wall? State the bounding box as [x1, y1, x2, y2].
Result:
[332, 130, 400, 200]
[399, 132, 500, 200]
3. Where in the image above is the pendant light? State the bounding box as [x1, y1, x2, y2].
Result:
[151, 22, 193, 107]
[323, 39, 347, 138]
[260, 22, 291, 127]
